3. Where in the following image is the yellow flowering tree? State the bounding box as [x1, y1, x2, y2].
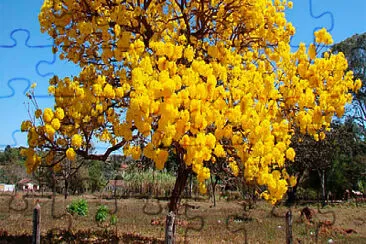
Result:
[21, 0, 360, 242]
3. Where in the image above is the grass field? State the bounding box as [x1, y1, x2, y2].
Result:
[0, 193, 365, 243]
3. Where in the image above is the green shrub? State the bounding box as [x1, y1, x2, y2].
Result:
[95, 205, 109, 223]
[110, 214, 117, 225]
[95, 205, 118, 225]
[66, 199, 88, 216]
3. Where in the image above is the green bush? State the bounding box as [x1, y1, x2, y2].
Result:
[95, 205, 118, 225]
[95, 205, 109, 223]
[66, 199, 88, 216]
[110, 214, 117, 225]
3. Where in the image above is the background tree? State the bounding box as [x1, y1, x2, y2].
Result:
[0, 146, 25, 165]
[88, 160, 107, 192]
[21, 1, 359, 242]
[287, 128, 333, 206]
[0, 146, 28, 184]
[325, 120, 366, 198]
[284, 32, 366, 205]
[286, 119, 366, 204]
[332, 33, 366, 134]
[331, 33, 366, 194]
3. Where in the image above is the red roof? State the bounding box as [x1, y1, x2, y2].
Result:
[120, 163, 128, 169]
[18, 178, 33, 185]
[108, 180, 125, 187]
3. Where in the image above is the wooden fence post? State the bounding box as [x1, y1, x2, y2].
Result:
[286, 209, 293, 244]
[32, 202, 41, 244]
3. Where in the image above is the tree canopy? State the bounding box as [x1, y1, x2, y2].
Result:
[332, 33, 366, 133]
[21, 0, 360, 205]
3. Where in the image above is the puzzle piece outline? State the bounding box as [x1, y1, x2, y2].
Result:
[181, 199, 205, 242]
[0, 28, 57, 78]
[225, 201, 251, 243]
[289, 0, 334, 48]
[0, 129, 22, 148]
[0, 28, 57, 99]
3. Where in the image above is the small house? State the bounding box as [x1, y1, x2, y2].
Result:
[17, 178, 39, 192]
[105, 180, 126, 192]
[0, 184, 15, 192]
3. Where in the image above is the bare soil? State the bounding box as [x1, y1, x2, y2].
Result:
[0, 192, 365, 243]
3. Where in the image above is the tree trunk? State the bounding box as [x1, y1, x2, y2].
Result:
[286, 170, 304, 205]
[210, 174, 218, 207]
[165, 157, 190, 244]
[32, 202, 41, 244]
[286, 185, 297, 206]
[318, 169, 326, 207]
[285, 209, 293, 244]
[322, 170, 326, 207]
[189, 174, 193, 198]
[64, 178, 69, 200]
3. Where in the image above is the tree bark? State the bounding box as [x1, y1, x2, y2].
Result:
[32, 202, 41, 244]
[286, 185, 297, 206]
[64, 178, 69, 199]
[210, 174, 218, 207]
[321, 169, 326, 207]
[189, 174, 193, 198]
[317, 169, 326, 207]
[285, 209, 293, 244]
[165, 154, 190, 244]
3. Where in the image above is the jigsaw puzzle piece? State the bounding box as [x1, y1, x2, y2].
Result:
[182, 201, 204, 242]
[286, 0, 334, 48]
[0, 28, 52, 49]
[0, 78, 30, 99]
[0, 79, 54, 149]
[0, 130, 22, 149]
[0, 1, 81, 98]
[309, 0, 366, 43]
[0, 28, 55, 97]
[225, 213, 249, 243]
[287, 0, 366, 48]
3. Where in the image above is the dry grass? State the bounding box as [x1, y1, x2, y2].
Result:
[0, 192, 365, 243]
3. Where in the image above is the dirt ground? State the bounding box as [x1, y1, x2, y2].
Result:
[0, 192, 365, 243]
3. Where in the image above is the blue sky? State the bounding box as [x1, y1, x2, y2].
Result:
[0, 0, 365, 152]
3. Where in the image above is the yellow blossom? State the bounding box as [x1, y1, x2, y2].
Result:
[43, 108, 54, 122]
[35, 109, 42, 118]
[55, 107, 64, 120]
[289, 176, 297, 187]
[48, 85, 55, 94]
[51, 118, 61, 130]
[21, 120, 32, 132]
[21, 0, 359, 205]
[285, 147, 296, 161]
[66, 148, 76, 161]
[71, 134, 83, 148]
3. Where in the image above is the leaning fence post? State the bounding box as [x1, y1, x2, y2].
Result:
[32, 201, 41, 244]
[286, 209, 293, 244]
